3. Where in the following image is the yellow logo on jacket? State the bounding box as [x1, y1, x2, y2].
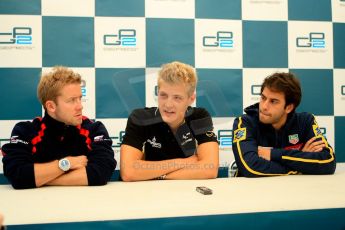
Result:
[233, 128, 246, 143]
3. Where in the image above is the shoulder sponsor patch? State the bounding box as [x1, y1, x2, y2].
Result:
[10, 136, 29, 145]
[312, 124, 322, 136]
[233, 128, 246, 143]
[206, 130, 216, 137]
[94, 135, 104, 142]
[94, 135, 112, 142]
[147, 136, 162, 149]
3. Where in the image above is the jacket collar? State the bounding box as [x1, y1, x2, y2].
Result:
[42, 111, 72, 134]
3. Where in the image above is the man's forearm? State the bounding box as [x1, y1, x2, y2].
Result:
[46, 167, 88, 186]
[166, 142, 219, 179]
[34, 160, 65, 187]
[165, 160, 218, 179]
[121, 158, 195, 181]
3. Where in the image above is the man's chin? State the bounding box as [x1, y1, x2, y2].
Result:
[71, 119, 83, 126]
[259, 116, 271, 124]
[162, 116, 174, 124]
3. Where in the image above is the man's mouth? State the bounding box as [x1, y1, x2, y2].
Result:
[260, 110, 270, 117]
[164, 110, 175, 115]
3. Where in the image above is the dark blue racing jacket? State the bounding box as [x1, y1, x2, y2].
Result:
[232, 103, 336, 177]
[2, 113, 116, 189]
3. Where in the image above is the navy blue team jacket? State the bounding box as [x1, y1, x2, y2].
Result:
[232, 103, 336, 177]
[2, 113, 116, 189]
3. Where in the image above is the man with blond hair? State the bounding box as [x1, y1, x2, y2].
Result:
[120, 61, 219, 181]
[2, 66, 116, 189]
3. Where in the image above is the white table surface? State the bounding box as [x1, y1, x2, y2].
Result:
[1, 164, 345, 226]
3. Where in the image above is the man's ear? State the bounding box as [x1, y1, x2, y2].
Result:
[45, 100, 56, 113]
[285, 103, 294, 114]
[189, 92, 196, 105]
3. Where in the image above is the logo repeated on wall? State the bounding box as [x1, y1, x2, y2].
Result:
[104, 29, 137, 47]
[195, 19, 242, 68]
[203, 31, 233, 48]
[251, 85, 261, 96]
[95, 17, 145, 68]
[288, 21, 333, 69]
[296, 32, 325, 48]
[0, 27, 32, 45]
[0, 15, 41, 67]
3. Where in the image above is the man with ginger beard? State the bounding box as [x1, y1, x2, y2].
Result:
[2, 66, 116, 189]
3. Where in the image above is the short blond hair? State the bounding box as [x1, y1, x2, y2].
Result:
[158, 61, 197, 96]
[37, 66, 81, 109]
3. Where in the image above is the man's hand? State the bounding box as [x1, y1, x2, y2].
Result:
[258, 146, 271, 161]
[302, 137, 325, 152]
[67, 155, 88, 170]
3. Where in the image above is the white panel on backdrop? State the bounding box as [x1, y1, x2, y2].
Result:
[42, 0, 95, 17]
[242, 68, 288, 109]
[0, 120, 26, 140]
[288, 21, 333, 69]
[195, 19, 243, 68]
[145, 68, 160, 107]
[212, 117, 235, 169]
[332, 0, 345, 22]
[41, 67, 96, 119]
[334, 69, 345, 116]
[315, 116, 335, 152]
[95, 17, 146, 68]
[145, 0, 195, 19]
[0, 15, 42, 67]
[242, 0, 288, 21]
[97, 118, 128, 170]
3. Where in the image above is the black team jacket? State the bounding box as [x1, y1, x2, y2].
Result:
[2, 113, 116, 189]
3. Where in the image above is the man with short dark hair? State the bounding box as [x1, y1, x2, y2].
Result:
[232, 72, 336, 177]
[2, 66, 116, 189]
